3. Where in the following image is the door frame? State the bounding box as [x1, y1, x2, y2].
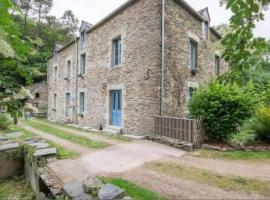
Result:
[106, 84, 125, 130]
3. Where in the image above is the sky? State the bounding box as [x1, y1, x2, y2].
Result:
[50, 0, 270, 39]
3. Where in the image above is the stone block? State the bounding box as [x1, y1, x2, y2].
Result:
[34, 147, 57, 157]
[0, 142, 19, 151]
[98, 184, 125, 200]
[63, 181, 85, 198]
[6, 132, 23, 138]
[83, 176, 104, 195]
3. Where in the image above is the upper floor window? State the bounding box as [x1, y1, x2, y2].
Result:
[112, 37, 121, 67]
[188, 87, 196, 100]
[81, 31, 87, 49]
[79, 92, 85, 114]
[54, 66, 58, 81]
[66, 60, 71, 79]
[80, 54, 86, 75]
[189, 40, 198, 70]
[215, 55, 220, 75]
[202, 21, 209, 40]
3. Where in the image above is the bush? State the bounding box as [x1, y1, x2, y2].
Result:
[229, 129, 256, 147]
[188, 82, 253, 142]
[254, 106, 270, 142]
[0, 114, 12, 131]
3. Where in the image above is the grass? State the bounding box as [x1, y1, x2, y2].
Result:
[100, 177, 166, 200]
[38, 119, 132, 142]
[23, 120, 110, 149]
[0, 176, 35, 200]
[145, 162, 270, 197]
[194, 150, 270, 161]
[9, 126, 78, 159]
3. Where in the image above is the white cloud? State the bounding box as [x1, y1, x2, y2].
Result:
[50, 0, 270, 39]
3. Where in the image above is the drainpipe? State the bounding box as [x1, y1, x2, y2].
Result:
[160, 0, 165, 115]
[75, 38, 79, 124]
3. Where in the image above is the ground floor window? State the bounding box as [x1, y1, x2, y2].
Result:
[65, 93, 71, 117]
[79, 92, 85, 114]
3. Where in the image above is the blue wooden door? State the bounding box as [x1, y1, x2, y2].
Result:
[111, 90, 122, 127]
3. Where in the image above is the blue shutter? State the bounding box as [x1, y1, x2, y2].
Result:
[79, 92, 85, 113]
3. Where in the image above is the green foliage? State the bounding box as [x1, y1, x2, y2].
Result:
[188, 81, 253, 142]
[220, 0, 270, 85]
[100, 177, 166, 200]
[229, 130, 256, 146]
[254, 106, 270, 142]
[0, 114, 12, 131]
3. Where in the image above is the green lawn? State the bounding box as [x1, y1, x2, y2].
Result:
[195, 150, 270, 161]
[12, 127, 78, 159]
[100, 177, 166, 200]
[23, 120, 110, 149]
[145, 162, 270, 197]
[0, 177, 35, 200]
[38, 119, 132, 142]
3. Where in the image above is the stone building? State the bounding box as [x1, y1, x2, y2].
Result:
[47, 0, 228, 136]
[28, 82, 48, 112]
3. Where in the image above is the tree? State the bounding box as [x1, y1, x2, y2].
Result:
[220, 0, 270, 85]
[61, 10, 79, 37]
[0, 0, 34, 123]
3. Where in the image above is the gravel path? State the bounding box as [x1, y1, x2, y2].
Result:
[171, 155, 270, 181]
[38, 120, 124, 145]
[118, 168, 267, 200]
[20, 123, 91, 155]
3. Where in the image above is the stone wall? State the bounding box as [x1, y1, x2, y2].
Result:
[48, 0, 161, 135]
[163, 0, 228, 117]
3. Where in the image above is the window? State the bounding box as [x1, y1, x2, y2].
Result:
[188, 87, 196, 100]
[189, 40, 198, 70]
[112, 37, 121, 67]
[202, 21, 209, 40]
[35, 93, 40, 98]
[66, 60, 71, 79]
[65, 93, 71, 117]
[215, 55, 220, 75]
[79, 92, 85, 114]
[80, 54, 86, 75]
[54, 66, 58, 81]
[53, 94, 57, 110]
[81, 31, 87, 48]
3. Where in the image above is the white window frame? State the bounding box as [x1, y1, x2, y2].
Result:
[81, 31, 87, 49]
[79, 92, 85, 115]
[189, 40, 198, 70]
[112, 36, 122, 67]
[202, 21, 209, 40]
[79, 53, 86, 75]
[66, 60, 71, 79]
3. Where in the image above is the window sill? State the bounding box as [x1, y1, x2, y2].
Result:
[78, 113, 84, 117]
[110, 65, 122, 71]
[190, 69, 198, 76]
[52, 109, 56, 112]
[64, 77, 71, 81]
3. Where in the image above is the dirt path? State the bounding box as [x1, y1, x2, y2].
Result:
[47, 140, 185, 183]
[37, 120, 125, 145]
[20, 123, 91, 155]
[118, 168, 267, 200]
[170, 155, 270, 181]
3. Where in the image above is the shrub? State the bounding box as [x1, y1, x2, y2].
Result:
[0, 114, 12, 131]
[229, 130, 256, 147]
[188, 81, 253, 142]
[254, 106, 270, 142]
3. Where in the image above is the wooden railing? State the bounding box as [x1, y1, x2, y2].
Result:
[153, 115, 205, 145]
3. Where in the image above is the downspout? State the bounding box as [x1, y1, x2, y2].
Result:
[160, 0, 165, 115]
[75, 39, 79, 124]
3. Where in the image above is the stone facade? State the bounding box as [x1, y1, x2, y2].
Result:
[47, 0, 227, 136]
[28, 83, 48, 112]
